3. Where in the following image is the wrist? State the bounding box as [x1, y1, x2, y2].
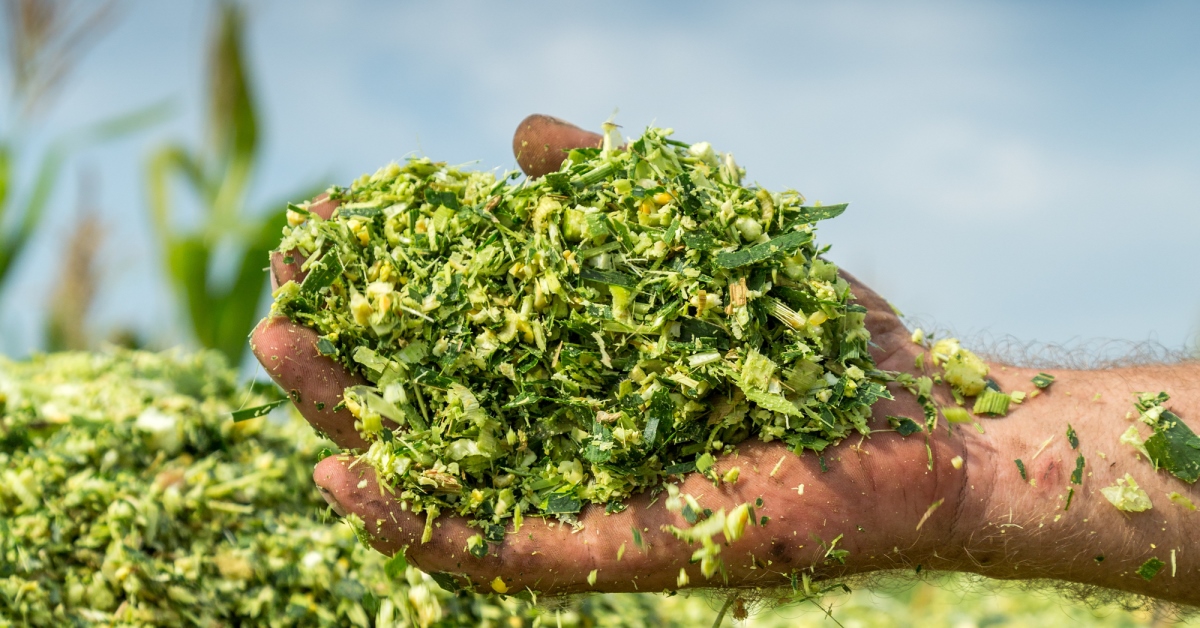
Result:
[754, 387, 982, 578]
[955, 362, 1093, 580]
[958, 362, 1200, 605]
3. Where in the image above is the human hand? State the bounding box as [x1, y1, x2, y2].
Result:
[251, 116, 1200, 605]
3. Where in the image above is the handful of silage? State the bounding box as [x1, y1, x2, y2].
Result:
[272, 126, 894, 539]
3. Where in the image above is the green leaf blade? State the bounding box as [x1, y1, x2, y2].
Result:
[231, 398, 287, 422]
[714, 229, 813, 269]
[1144, 410, 1200, 484]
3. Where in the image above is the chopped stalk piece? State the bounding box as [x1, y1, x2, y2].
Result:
[972, 389, 1011, 416]
[943, 407, 972, 424]
[915, 498, 944, 531]
[770, 455, 787, 477]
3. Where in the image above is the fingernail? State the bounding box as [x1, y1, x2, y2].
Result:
[317, 485, 346, 516]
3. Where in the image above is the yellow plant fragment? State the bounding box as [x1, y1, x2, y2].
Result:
[722, 467, 740, 484]
[931, 338, 988, 396]
[770, 455, 786, 477]
[1168, 492, 1196, 511]
[724, 503, 750, 543]
[1101, 474, 1152, 512]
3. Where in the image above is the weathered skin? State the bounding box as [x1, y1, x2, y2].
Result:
[252, 115, 1200, 606]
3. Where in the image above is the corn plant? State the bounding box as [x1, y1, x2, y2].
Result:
[0, 0, 164, 307]
[146, 0, 321, 365]
[0, 108, 166, 296]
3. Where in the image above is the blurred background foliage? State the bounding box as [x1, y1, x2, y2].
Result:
[0, 0, 167, 349]
[0, 0, 316, 364]
[0, 0, 1196, 625]
[145, 0, 321, 365]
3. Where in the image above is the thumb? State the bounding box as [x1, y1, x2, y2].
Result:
[512, 114, 603, 178]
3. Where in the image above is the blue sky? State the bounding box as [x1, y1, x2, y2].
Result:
[2, 0, 1199, 361]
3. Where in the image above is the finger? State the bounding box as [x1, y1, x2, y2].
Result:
[270, 193, 342, 289]
[250, 315, 369, 449]
[512, 114, 603, 178]
[313, 454, 689, 594]
[313, 441, 864, 595]
[839, 269, 912, 366]
[314, 454, 473, 571]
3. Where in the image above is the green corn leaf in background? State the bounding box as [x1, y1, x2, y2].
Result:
[146, 0, 322, 365]
[0, 0, 166, 309]
[0, 103, 172, 282]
